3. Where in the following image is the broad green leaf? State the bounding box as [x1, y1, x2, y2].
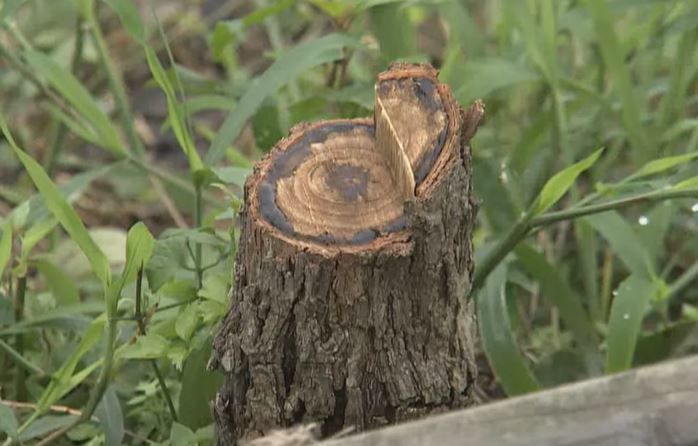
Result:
[198, 272, 230, 306]
[122, 223, 155, 285]
[515, 244, 598, 350]
[22, 50, 124, 155]
[605, 274, 658, 373]
[212, 166, 251, 187]
[0, 221, 12, 280]
[477, 264, 540, 396]
[532, 148, 604, 215]
[167, 340, 189, 370]
[629, 153, 698, 180]
[583, 0, 653, 160]
[146, 238, 195, 292]
[251, 103, 283, 151]
[0, 400, 18, 441]
[370, 2, 417, 63]
[634, 321, 695, 367]
[205, 33, 360, 165]
[19, 415, 78, 442]
[0, 117, 112, 287]
[145, 47, 204, 174]
[102, 0, 145, 43]
[166, 340, 188, 370]
[194, 425, 215, 443]
[95, 386, 124, 446]
[175, 304, 198, 341]
[170, 422, 197, 446]
[105, 222, 154, 316]
[120, 333, 169, 359]
[586, 211, 654, 279]
[179, 344, 223, 431]
[455, 58, 541, 103]
[145, 228, 225, 292]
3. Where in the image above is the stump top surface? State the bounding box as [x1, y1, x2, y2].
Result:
[250, 64, 474, 251]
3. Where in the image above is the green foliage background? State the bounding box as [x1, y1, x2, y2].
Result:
[0, 0, 697, 443]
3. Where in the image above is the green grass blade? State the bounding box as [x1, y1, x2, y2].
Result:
[605, 274, 657, 373]
[0, 221, 12, 280]
[0, 115, 112, 287]
[9, 163, 116, 231]
[515, 244, 598, 350]
[532, 148, 604, 215]
[586, 211, 655, 279]
[25, 317, 105, 426]
[575, 220, 601, 322]
[455, 58, 541, 104]
[629, 152, 698, 180]
[477, 264, 540, 396]
[241, 0, 296, 27]
[43, 103, 103, 148]
[583, 0, 653, 160]
[0, 302, 103, 336]
[673, 178, 698, 190]
[0, 0, 23, 19]
[102, 0, 145, 43]
[204, 33, 359, 165]
[22, 49, 124, 156]
[145, 47, 204, 174]
[505, 0, 553, 82]
[657, 28, 698, 131]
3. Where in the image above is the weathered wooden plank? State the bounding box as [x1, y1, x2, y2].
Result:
[322, 355, 698, 446]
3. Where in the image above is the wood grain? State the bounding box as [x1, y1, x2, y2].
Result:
[322, 355, 698, 446]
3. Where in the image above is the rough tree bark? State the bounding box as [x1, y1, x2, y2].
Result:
[209, 63, 485, 445]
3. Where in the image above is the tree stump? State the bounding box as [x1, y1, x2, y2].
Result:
[209, 63, 484, 445]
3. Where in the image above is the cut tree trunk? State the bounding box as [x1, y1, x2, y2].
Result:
[209, 63, 485, 445]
